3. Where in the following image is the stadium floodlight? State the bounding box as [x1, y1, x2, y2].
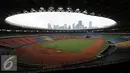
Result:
[16, 12, 21, 14]
[83, 10, 88, 14]
[39, 7, 45, 12]
[57, 7, 64, 12]
[48, 6, 54, 12]
[75, 8, 80, 13]
[90, 12, 95, 16]
[31, 8, 36, 12]
[66, 7, 73, 12]
[97, 14, 101, 16]
[23, 10, 28, 13]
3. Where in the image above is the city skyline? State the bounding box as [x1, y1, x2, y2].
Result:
[48, 20, 93, 30]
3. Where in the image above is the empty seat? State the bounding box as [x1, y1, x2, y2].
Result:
[36, 36, 47, 42]
[0, 39, 17, 46]
[13, 38, 27, 45]
[41, 36, 54, 41]
[0, 39, 19, 47]
[0, 41, 13, 47]
[10, 38, 25, 45]
[47, 36, 55, 40]
[24, 37, 40, 43]
[17, 38, 31, 44]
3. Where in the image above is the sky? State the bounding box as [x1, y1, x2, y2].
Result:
[5, 12, 117, 30]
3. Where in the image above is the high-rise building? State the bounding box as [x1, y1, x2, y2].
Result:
[78, 20, 82, 25]
[48, 23, 52, 29]
[56, 25, 59, 29]
[77, 20, 84, 29]
[85, 27, 87, 29]
[59, 26, 64, 29]
[64, 24, 67, 29]
[53, 25, 56, 29]
[72, 23, 75, 29]
[88, 21, 92, 29]
[68, 25, 71, 30]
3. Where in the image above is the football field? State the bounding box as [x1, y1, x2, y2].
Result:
[40, 39, 96, 52]
[11, 39, 106, 66]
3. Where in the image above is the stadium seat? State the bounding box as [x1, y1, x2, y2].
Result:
[35, 36, 47, 42]
[17, 38, 31, 44]
[0, 39, 17, 45]
[24, 37, 40, 43]
[48, 36, 57, 40]
[0, 39, 19, 47]
[41, 36, 54, 41]
[13, 38, 27, 45]
[0, 42, 12, 47]
[10, 38, 25, 45]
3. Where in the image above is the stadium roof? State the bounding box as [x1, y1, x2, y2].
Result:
[0, 0, 130, 29]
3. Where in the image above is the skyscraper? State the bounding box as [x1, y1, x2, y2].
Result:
[88, 21, 92, 29]
[68, 25, 71, 30]
[85, 26, 87, 29]
[59, 26, 64, 29]
[77, 20, 84, 29]
[78, 20, 82, 25]
[64, 24, 67, 29]
[48, 23, 52, 29]
[53, 25, 56, 29]
[56, 25, 59, 29]
[72, 23, 75, 29]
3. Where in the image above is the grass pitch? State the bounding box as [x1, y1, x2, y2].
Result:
[40, 39, 96, 52]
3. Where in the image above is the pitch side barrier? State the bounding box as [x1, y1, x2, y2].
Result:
[97, 40, 117, 58]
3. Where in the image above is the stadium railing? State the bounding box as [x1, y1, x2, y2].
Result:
[97, 40, 117, 58]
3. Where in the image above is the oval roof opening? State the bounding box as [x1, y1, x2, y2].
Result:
[5, 12, 117, 30]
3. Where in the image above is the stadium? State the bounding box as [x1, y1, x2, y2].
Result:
[0, 0, 130, 73]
